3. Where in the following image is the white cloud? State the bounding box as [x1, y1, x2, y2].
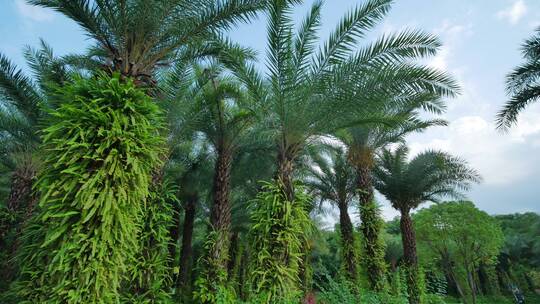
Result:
[429, 20, 473, 73]
[497, 0, 527, 25]
[15, 0, 54, 22]
[408, 112, 540, 186]
[508, 103, 540, 141]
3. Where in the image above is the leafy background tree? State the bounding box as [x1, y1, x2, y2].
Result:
[415, 201, 504, 304]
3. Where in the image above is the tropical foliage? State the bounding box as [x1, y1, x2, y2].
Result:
[0, 1, 537, 304]
[373, 146, 481, 303]
[497, 26, 540, 130]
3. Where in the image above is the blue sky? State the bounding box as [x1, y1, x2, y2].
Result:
[1, 0, 539, 219]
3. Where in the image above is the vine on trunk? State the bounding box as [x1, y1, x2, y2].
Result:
[247, 180, 312, 303]
[15, 73, 164, 303]
[359, 201, 388, 291]
[122, 180, 177, 303]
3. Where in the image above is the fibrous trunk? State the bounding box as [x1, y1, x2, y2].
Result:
[7, 165, 37, 214]
[357, 165, 387, 291]
[337, 200, 358, 283]
[208, 148, 233, 279]
[1, 165, 37, 292]
[277, 146, 296, 202]
[168, 200, 182, 268]
[178, 195, 196, 290]
[400, 208, 421, 304]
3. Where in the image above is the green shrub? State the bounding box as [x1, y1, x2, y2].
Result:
[15, 73, 164, 303]
[422, 293, 446, 304]
[317, 274, 360, 303]
[317, 274, 408, 304]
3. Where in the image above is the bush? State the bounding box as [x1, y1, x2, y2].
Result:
[317, 274, 359, 303]
[317, 273, 408, 304]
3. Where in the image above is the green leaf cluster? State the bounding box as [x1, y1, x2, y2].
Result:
[15, 73, 165, 303]
[122, 180, 178, 303]
[247, 180, 313, 303]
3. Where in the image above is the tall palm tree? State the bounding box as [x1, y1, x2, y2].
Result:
[337, 115, 446, 291]
[163, 52, 262, 292]
[497, 27, 540, 130]
[227, 0, 458, 202]
[373, 145, 481, 304]
[304, 147, 359, 283]
[29, 0, 264, 85]
[225, 0, 458, 296]
[165, 138, 213, 293]
[190, 67, 259, 288]
[17, 2, 262, 301]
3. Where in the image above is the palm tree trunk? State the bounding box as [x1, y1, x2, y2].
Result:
[357, 165, 386, 291]
[400, 208, 420, 304]
[238, 247, 250, 300]
[178, 195, 196, 289]
[227, 231, 244, 294]
[7, 165, 37, 215]
[169, 200, 182, 264]
[208, 148, 233, 279]
[1, 165, 37, 289]
[338, 200, 358, 283]
[277, 146, 296, 201]
[466, 265, 477, 304]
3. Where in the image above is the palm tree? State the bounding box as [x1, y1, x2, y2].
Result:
[225, 0, 458, 296]
[497, 27, 540, 130]
[163, 54, 263, 293]
[165, 138, 213, 293]
[227, 143, 275, 299]
[29, 0, 264, 85]
[0, 44, 60, 215]
[337, 115, 446, 290]
[304, 147, 359, 283]
[17, 2, 262, 301]
[227, 0, 458, 202]
[0, 43, 68, 289]
[373, 145, 481, 304]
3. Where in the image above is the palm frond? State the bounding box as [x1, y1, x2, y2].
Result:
[0, 53, 42, 125]
[496, 84, 540, 130]
[373, 146, 480, 211]
[313, 0, 392, 74]
[497, 28, 540, 130]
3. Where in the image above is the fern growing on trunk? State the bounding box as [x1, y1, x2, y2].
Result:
[122, 180, 177, 303]
[15, 73, 164, 303]
[247, 180, 312, 304]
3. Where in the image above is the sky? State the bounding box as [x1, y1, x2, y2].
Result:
[1, 0, 539, 220]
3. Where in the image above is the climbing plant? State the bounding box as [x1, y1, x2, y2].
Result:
[122, 180, 178, 303]
[247, 180, 313, 303]
[15, 73, 164, 303]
